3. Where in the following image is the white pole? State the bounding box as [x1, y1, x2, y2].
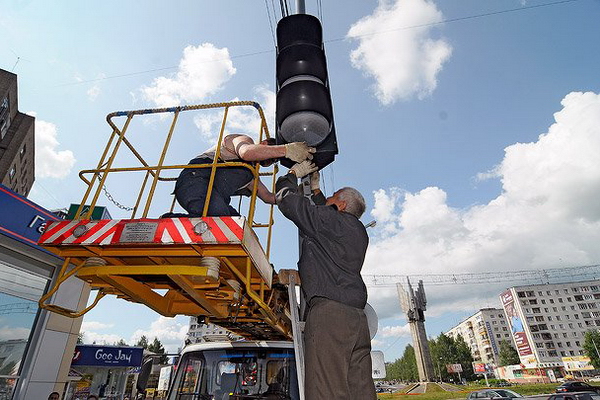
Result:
[296, 0, 305, 14]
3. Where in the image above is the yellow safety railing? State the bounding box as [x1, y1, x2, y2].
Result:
[36, 102, 291, 332]
[74, 100, 277, 256]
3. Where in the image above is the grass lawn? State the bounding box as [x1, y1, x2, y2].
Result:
[377, 382, 558, 400]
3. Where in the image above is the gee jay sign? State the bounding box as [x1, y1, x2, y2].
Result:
[72, 345, 143, 367]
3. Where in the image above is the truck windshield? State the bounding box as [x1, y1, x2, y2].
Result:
[167, 347, 300, 400]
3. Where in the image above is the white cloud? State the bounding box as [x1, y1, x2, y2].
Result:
[380, 324, 411, 338]
[87, 85, 100, 101]
[347, 0, 452, 104]
[0, 326, 30, 341]
[193, 86, 276, 144]
[364, 92, 600, 318]
[82, 321, 114, 331]
[130, 316, 189, 352]
[83, 331, 125, 345]
[33, 117, 76, 179]
[142, 43, 236, 108]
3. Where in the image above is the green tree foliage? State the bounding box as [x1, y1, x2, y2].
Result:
[115, 338, 128, 346]
[77, 332, 84, 344]
[148, 337, 168, 364]
[386, 344, 418, 382]
[583, 330, 600, 368]
[498, 340, 520, 366]
[136, 335, 149, 349]
[429, 333, 475, 381]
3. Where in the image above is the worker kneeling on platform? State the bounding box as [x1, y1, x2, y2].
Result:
[276, 160, 377, 400]
[174, 133, 315, 216]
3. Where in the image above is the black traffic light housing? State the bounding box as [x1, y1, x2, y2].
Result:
[276, 14, 338, 169]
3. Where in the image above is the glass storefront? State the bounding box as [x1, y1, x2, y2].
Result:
[0, 261, 48, 400]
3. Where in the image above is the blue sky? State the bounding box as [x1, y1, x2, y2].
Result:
[2, 0, 600, 362]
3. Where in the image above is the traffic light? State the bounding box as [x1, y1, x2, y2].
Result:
[276, 14, 338, 169]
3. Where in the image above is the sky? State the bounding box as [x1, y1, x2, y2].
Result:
[2, 0, 600, 362]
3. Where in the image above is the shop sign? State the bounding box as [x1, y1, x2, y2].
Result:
[562, 356, 594, 371]
[72, 345, 143, 367]
[0, 184, 58, 250]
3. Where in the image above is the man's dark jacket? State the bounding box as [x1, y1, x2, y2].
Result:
[276, 173, 368, 309]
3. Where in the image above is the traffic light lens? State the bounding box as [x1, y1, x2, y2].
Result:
[280, 111, 329, 146]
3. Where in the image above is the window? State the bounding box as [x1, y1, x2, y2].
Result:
[580, 304, 589, 310]
[550, 299, 555, 304]
[541, 299, 546, 304]
[538, 291, 543, 296]
[553, 307, 558, 312]
[9, 166, 16, 181]
[0, 97, 10, 138]
[578, 323, 583, 328]
[572, 287, 579, 293]
[556, 316, 561, 321]
[559, 298, 564, 303]
[576, 341, 580, 346]
[545, 308, 550, 312]
[582, 286, 590, 292]
[548, 316, 553, 321]
[547, 291, 551, 295]
[565, 289, 570, 294]
[19, 144, 26, 159]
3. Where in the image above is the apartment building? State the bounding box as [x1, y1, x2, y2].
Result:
[185, 317, 241, 344]
[500, 280, 600, 369]
[446, 308, 512, 366]
[0, 69, 35, 197]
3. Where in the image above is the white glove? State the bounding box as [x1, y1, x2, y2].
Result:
[310, 171, 320, 191]
[290, 161, 318, 178]
[285, 142, 316, 163]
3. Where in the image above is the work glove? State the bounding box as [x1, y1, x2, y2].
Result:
[290, 160, 318, 179]
[310, 171, 320, 191]
[285, 142, 316, 163]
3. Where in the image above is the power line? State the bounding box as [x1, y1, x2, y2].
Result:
[55, 0, 582, 87]
[334, 0, 582, 43]
[264, 0, 277, 48]
[363, 264, 600, 287]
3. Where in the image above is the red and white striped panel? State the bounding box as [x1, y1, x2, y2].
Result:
[39, 217, 246, 246]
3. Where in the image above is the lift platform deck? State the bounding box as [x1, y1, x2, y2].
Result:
[37, 101, 293, 340]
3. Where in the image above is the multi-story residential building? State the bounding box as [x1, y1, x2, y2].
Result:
[185, 317, 241, 344]
[0, 68, 35, 196]
[446, 308, 512, 366]
[500, 280, 600, 369]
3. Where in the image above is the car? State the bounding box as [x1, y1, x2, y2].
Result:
[467, 389, 524, 399]
[557, 382, 600, 394]
[548, 391, 600, 400]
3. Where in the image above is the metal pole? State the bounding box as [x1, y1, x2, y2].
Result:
[296, 0, 305, 14]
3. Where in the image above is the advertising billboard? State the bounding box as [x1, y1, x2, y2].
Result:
[472, 363, 493, 374]
[446, 364, 463, 373]
[500, 290, 535, 366]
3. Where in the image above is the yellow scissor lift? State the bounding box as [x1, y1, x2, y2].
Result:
[38, 101, 293, 340]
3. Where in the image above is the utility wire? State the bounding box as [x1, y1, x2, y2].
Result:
[334, 0, 582, 43]
[54, 0, 582, 87]
[264, 0, 277, 47]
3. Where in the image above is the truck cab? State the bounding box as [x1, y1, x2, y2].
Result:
[167, 341, 299, 400]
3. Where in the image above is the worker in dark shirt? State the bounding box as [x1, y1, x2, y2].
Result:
[276, 160, 376, 400]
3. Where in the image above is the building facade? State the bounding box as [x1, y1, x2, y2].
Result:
[446, 308, 512, 366]
[500, 280, 600, 369]
[0, 69, 34, 197]
[0, 184, 90, 399]
[186, 317, 240, 344]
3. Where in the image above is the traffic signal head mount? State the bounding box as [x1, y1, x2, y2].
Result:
[276, 14, 338, 169]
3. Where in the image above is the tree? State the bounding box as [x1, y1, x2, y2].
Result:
[148, 337, 168, 364]
[387, 344, 418, 382]
[136, 335, 149, 349]
[115, 338, 128, 346]
[583, 330, 600, 368]
[498, 340, 520, 366]
[430, 333, 474, 382]
[77, 332, 85, 344]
